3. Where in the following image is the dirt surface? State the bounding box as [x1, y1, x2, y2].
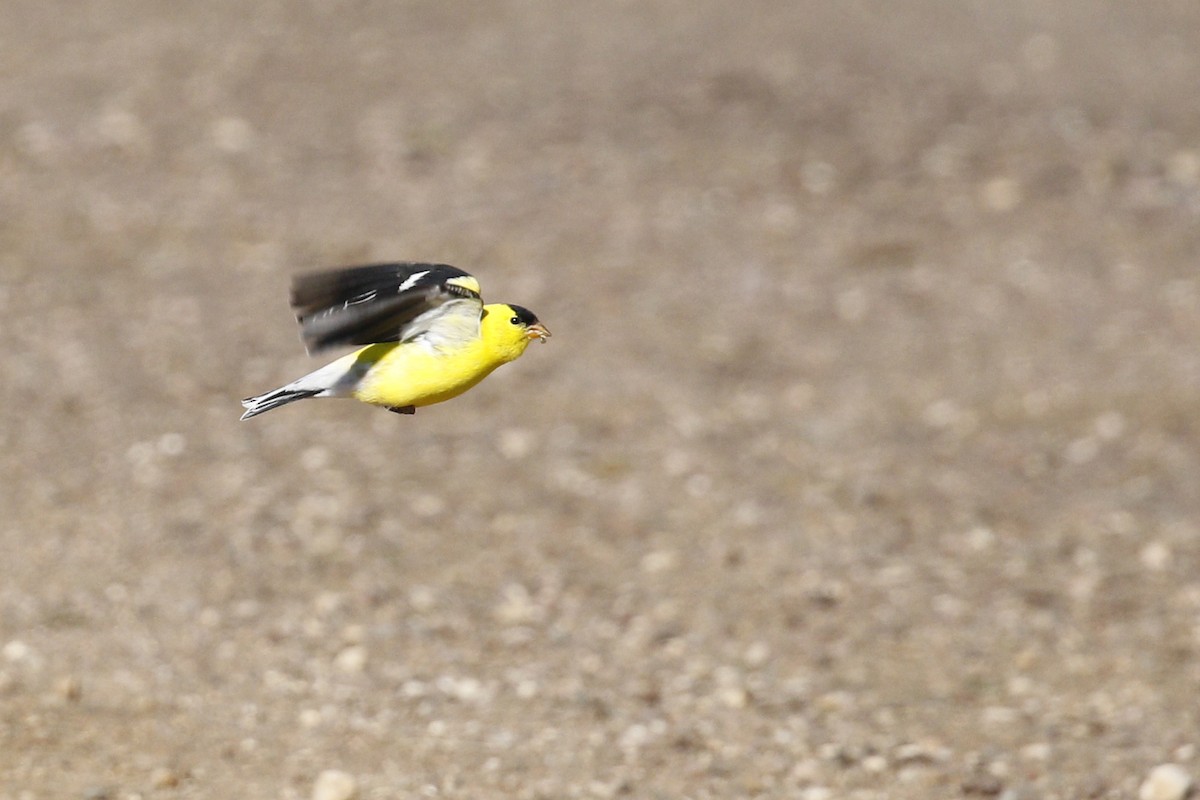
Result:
[3, 2, 1200, 798]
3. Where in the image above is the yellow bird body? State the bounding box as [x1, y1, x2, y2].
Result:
[348, 304, 537, 409]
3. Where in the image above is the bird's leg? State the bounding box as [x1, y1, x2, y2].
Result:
[386, 405, 416, 415]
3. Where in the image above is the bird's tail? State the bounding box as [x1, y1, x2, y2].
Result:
[240, 387, 323, 420]
[240, 352, 364, 420]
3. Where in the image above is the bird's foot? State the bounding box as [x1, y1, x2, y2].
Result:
[386, 405, 416, 415]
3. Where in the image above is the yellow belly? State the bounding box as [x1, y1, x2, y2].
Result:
[349, 341, 501, 408]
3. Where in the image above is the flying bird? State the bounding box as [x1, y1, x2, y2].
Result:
[240, 262, 549, 420]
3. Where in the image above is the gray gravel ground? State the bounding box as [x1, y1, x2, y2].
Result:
[2, 2, 1200, 798]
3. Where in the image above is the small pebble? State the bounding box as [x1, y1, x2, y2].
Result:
[57, 675, 82, 702]
[312, 769, 359, 800]
[965, 526, 995, 552]
[981, 706, 1018, 726]
[1019, 742, 1051, 761]
[962, 773, 1004, 796]
[96, 108, 148, 150]
[410, 493, 445, 518]
[156, 432, 186, 456]
[408, 586, 435, 611]
[861, 754, 887, 773]
[981, 177, 1022, 212]
[1140, 542, 1172, 572]
[718, 686, 748, 709]
[496, 428, 535, 459]
[743, 641, 771, 668]
[15, 120, 62, 159]
[800, 160, 836, 195]
[893, 741, 949, 764]
[334, 645, 368, 674]
[1065, 436, 1100, 464]
[493, 583, 542, 625]
[790, 759, 821, 782]
[923, 398, 962, 429]
[211, 116, 255, 154]
[3, 640, 33, 663]
[301, 446, 330, 471]
[314, 592, 343, 617]
[150, 767, 180, 789]
[640, 549, 678, 574]
[1168, 150, 1200, 186]
[1138, 764, 1193, 800]
[1094, 411, 1126, 440]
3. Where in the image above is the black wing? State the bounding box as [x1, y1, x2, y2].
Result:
[290, 263, 482, 353]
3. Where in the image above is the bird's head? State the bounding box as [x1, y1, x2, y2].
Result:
[481, 303, 550, 362]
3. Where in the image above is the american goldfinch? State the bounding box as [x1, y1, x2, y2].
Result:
[240, 262, 549, 420]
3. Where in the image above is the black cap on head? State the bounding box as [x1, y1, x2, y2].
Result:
[508, 304, 540, 326]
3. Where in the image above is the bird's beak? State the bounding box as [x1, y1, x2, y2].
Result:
[526, 323, 551, 343]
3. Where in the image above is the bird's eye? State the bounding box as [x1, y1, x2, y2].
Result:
[510, 316, 520, 325]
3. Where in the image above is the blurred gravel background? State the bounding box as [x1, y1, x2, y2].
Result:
[3, 2, 1200, 798]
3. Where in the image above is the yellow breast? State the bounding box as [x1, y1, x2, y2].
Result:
[350, 339, 503, 409]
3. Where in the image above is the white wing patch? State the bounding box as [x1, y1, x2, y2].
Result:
[397, 270, 430, 293]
